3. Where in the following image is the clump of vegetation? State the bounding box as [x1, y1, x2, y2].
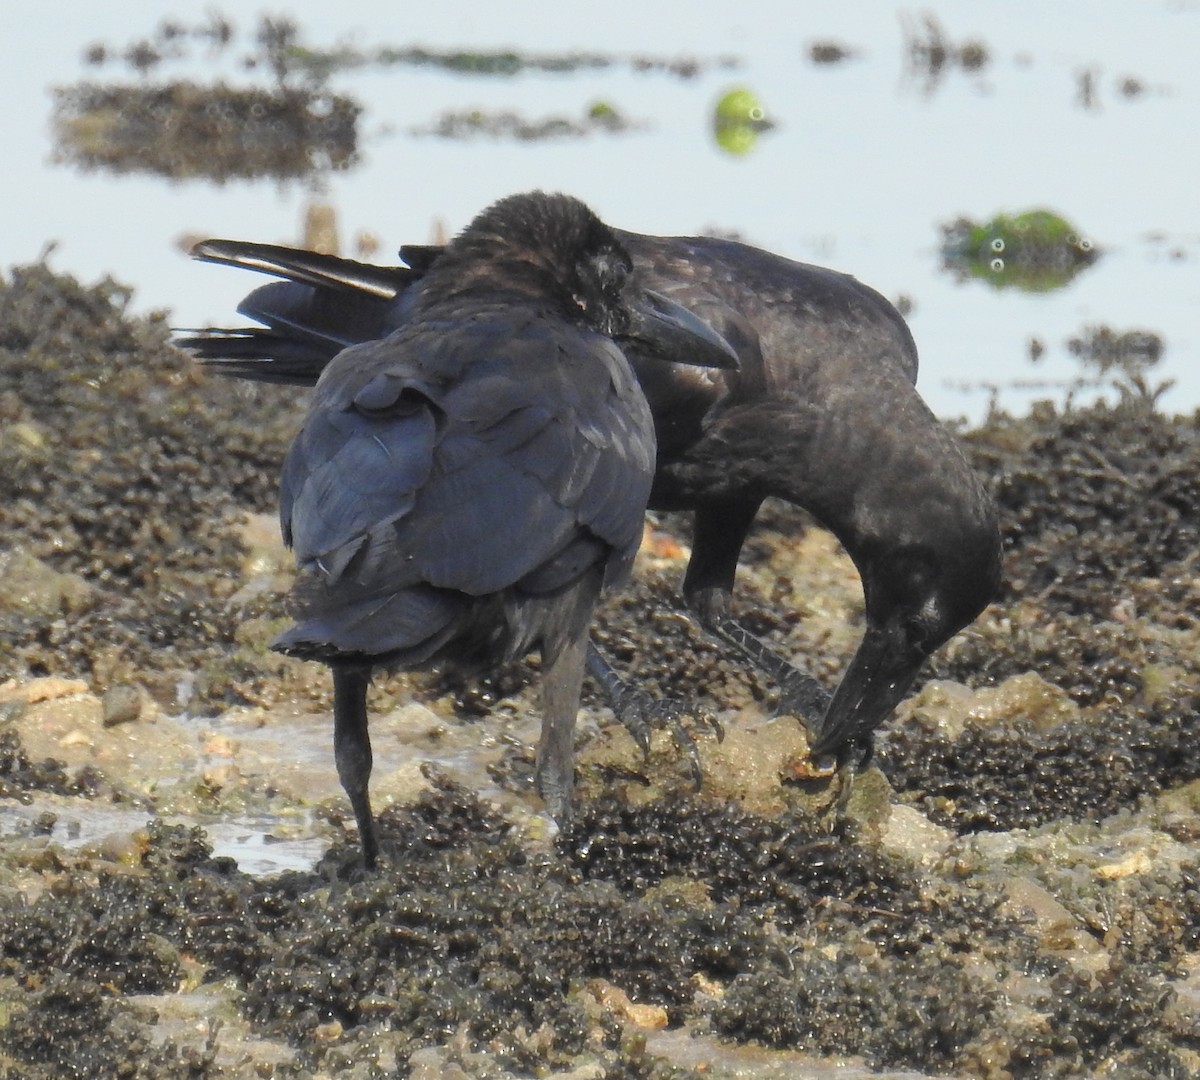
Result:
[0, 261, 301, 705]
[413, 101, 643, 141]
[51, 81, 359, 183]
[940, 208, 1100, 291]
[712, 87, 775, 155]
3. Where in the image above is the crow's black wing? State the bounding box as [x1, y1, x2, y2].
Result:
[276, 305, 654, 660]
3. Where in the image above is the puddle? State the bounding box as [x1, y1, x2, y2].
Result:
[0, 798, 326, 876]
[188, 815, 327, 875]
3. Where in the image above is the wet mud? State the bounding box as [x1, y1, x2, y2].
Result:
[3, 263, 1200, 1077]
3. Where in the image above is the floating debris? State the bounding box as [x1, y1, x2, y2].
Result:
[1119, 75, 1147, 99]
[413, 101, 643, 141]
[808, 40, 858, 65]
[712, 87, 775, 156]
[1076, 67, 1158, 111]
[900, 12, 990, 94]
[939, 208, 1099, 291]
[1076, 66, 1101, 110]
[81, 12, 737, 83]
[83, 11, 235, 72]
[50, 81, 359, 183]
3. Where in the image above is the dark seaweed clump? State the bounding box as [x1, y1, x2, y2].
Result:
[0, 725, 103, 802]
[3, 977, 221, 1080]
[0, 787, 1020, 1076]
[6, 264, 1200, 1078]
[987, 404, 1200, 621]
[4, 785, 1196, 1077]
[0, 261, 302, 707]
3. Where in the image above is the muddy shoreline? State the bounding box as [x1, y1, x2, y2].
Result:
[2, 262, 1200, 1077]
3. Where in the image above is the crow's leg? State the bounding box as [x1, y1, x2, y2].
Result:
[332, 665, 378, 868]
[584, 642, 720, 790]
[684, 500, 831, 726]
[535, 573, 604, 826]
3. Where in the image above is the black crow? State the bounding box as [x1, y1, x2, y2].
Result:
[192, 192, 737, 867]
[181, 215, 1000, 778]
[606, 233, 1002, 765]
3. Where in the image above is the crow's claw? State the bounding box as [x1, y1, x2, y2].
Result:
[614, 687, 722, 790]
[586, 643, 720, 791]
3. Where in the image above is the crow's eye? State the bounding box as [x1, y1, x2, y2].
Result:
[587, 250, 631, 291]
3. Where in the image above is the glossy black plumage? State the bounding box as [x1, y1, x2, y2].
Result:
[608, 233, 1001, 762]
[181, 208, 1001, 779]
[191, 192, 737, 866]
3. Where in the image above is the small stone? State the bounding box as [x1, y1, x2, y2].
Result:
[102, 683, 144, 727]
[585, 980, 669, 1030]
[202, 732, 239, 757]
[312, 1019, 343, 1041]
[59, 729, 94, 749]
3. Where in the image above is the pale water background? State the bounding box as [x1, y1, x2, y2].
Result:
[4, 0, 1198, 422]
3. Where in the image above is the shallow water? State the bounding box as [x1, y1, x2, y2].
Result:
[5, 0, 1198, 422]
[0, 799, 326, 875]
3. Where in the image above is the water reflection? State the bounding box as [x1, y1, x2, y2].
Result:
[949, 320, 1170, 411]
[15, 2, 1198, 423]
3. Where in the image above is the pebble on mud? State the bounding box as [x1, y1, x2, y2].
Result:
[101, 683, 145, 727]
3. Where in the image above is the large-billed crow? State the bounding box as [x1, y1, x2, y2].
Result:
[186, 192, 737, 866]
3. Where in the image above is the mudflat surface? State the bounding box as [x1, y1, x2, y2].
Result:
[3, 264, 1200, 1077]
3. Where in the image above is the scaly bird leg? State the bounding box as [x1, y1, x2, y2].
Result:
[692, 594, 832, 724]
[683, 501, 831, 728]
[332, 665, 378, 868]
[536, 573, 608, 826]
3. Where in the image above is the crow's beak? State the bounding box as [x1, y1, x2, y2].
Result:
[807, 621, 921, 763]
[622, 290, 740, 370]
